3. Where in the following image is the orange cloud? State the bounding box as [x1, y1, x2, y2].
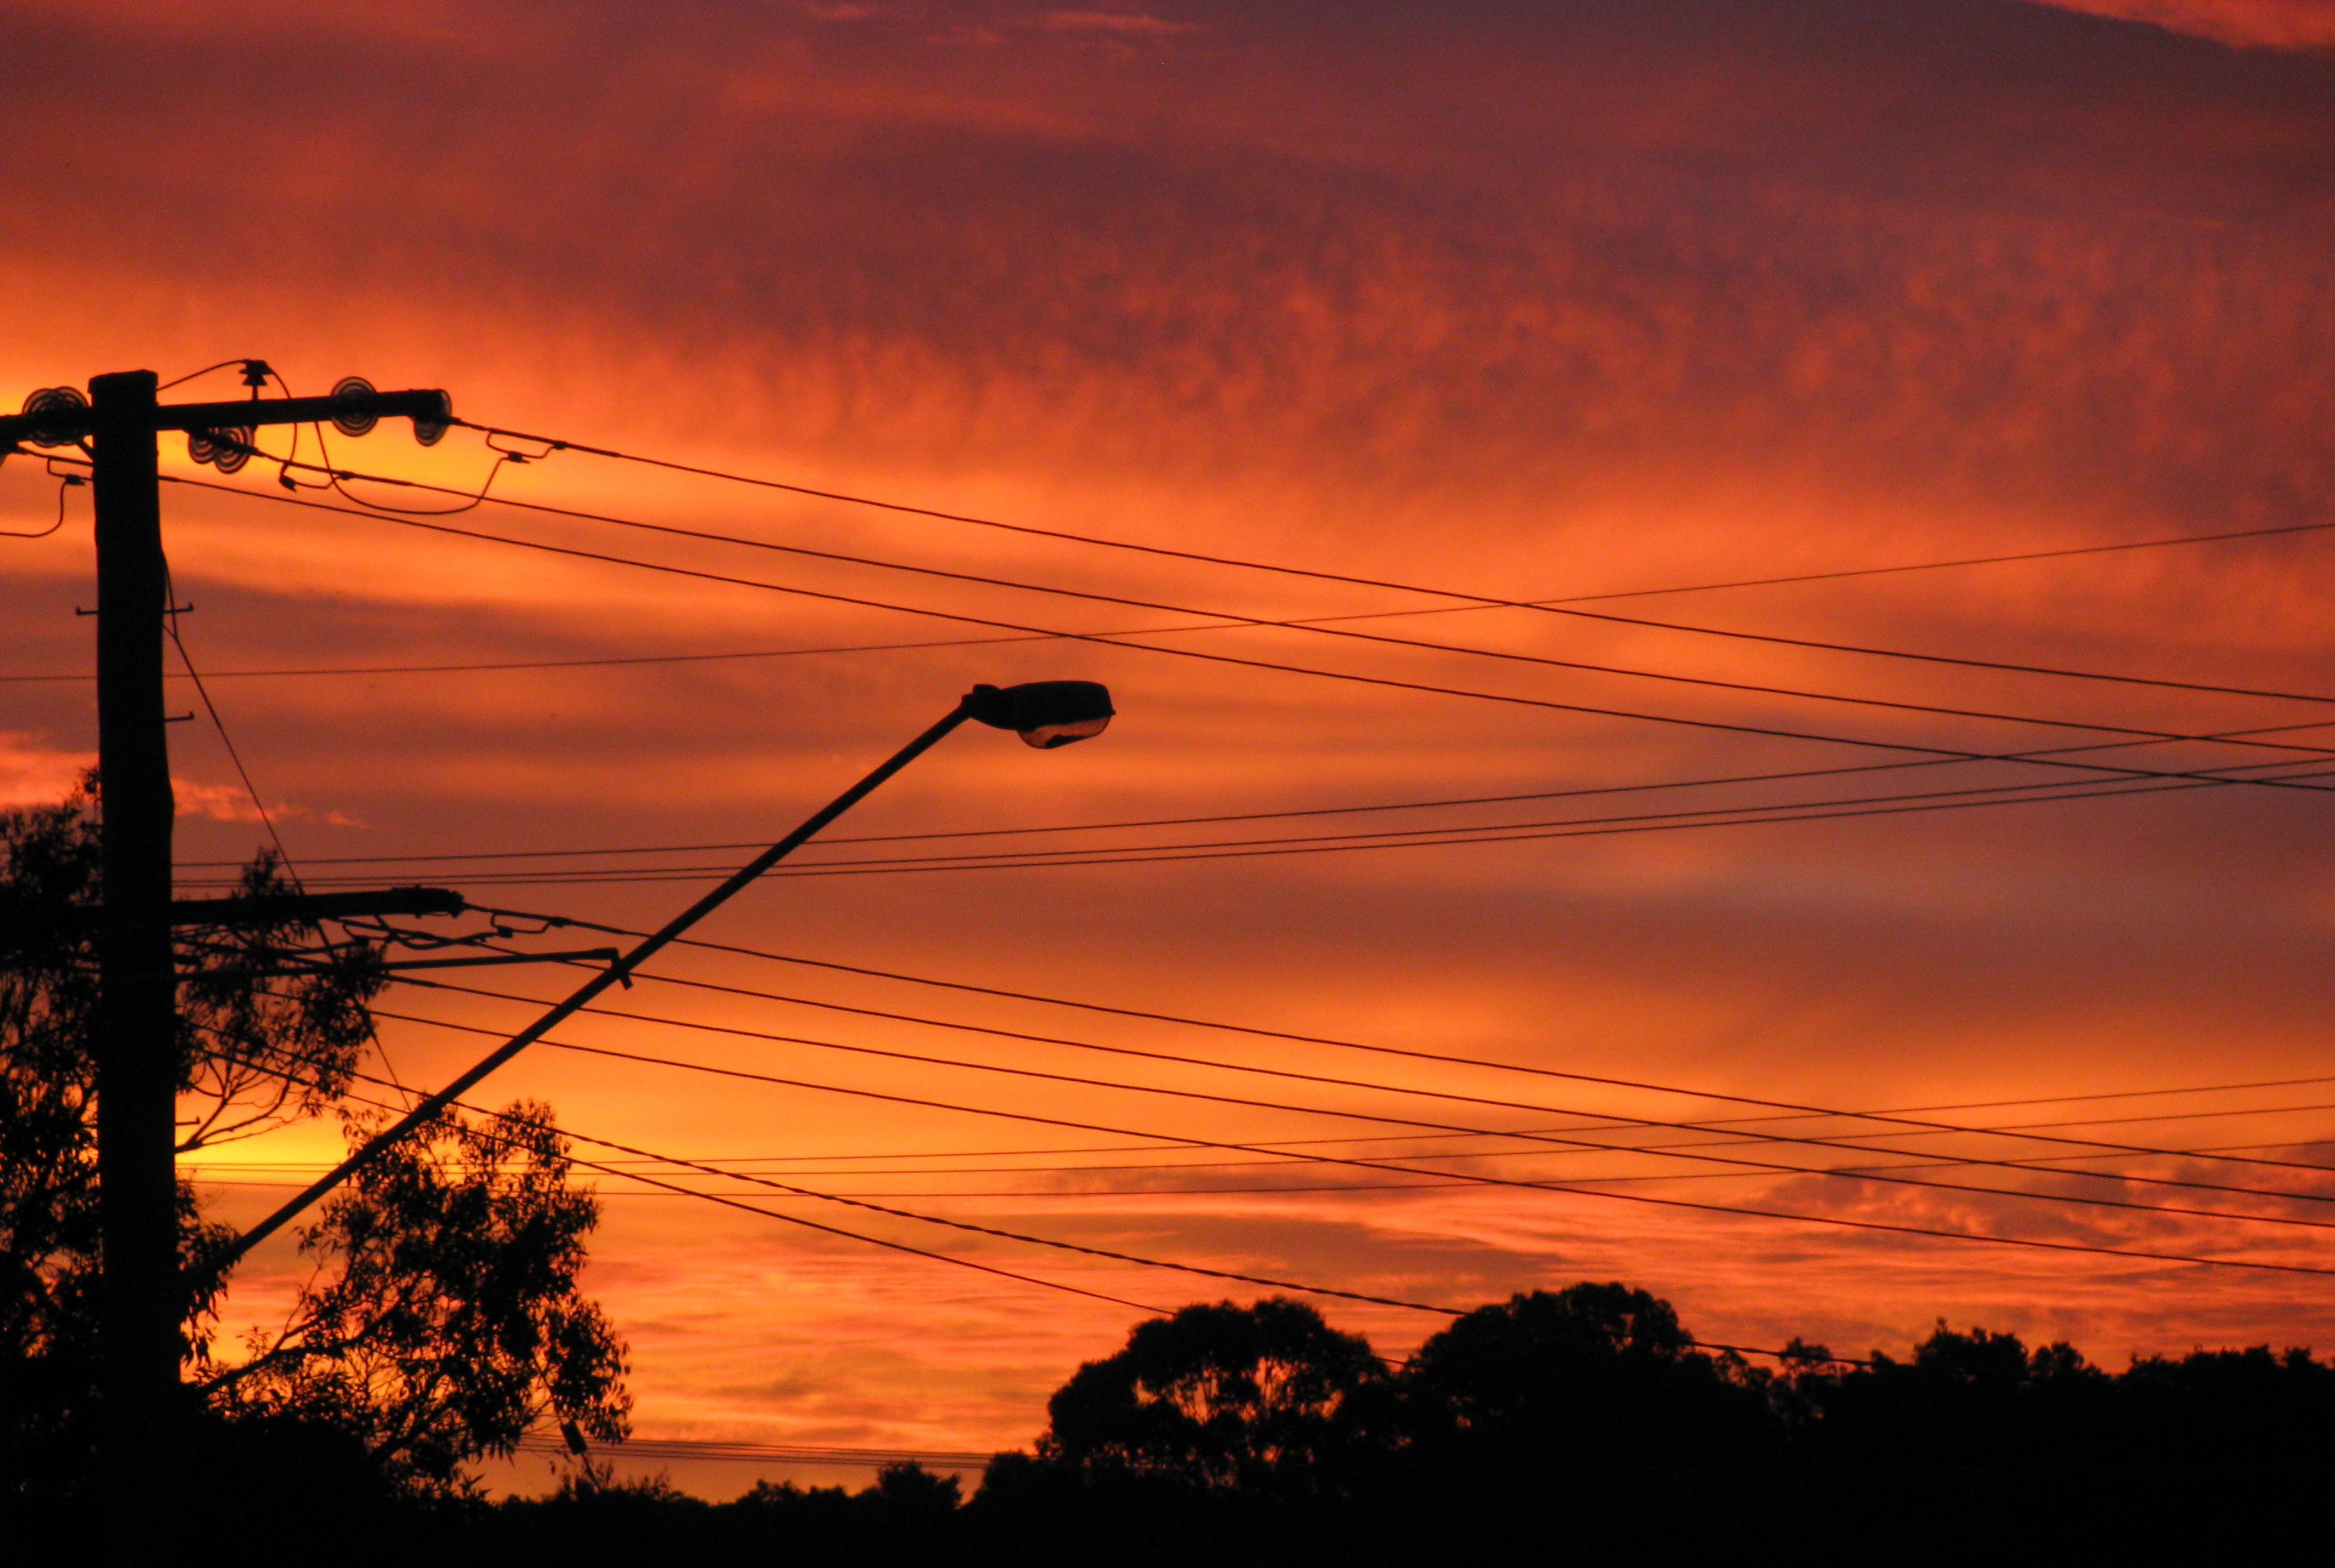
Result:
[2042, 0, 2335, 49]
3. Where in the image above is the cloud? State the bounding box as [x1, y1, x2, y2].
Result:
[172, 778, 360, 827]
[11, 0, 2335, 1469]
[0, 734, 89, 807]
[2040, 0, 2335, 49]
[1035, 9, 1194, 35]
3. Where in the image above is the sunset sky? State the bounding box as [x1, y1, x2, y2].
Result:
[6, 0, 2335, 1496]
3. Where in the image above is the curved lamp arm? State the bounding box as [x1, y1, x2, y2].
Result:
[210, 680, 1113, 1275]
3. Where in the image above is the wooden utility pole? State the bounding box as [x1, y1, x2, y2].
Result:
[87, 368, 180, 1537]
[0, 370, 451, 1538]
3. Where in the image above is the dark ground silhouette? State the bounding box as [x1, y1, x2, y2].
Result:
[16, 1284, 2321, 1565]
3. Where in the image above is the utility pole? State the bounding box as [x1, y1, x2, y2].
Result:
[87, 369, 178, 1540]
[0, 370, 450, 1540]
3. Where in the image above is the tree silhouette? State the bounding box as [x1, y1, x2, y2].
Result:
[0, 788, 626, 1501]
[1032, 1296, 1389, 1498]
[206, 1099, 631, 1493]
[1789, 1320, 2113, 1468]
[1399, 1283, 1775, 1469]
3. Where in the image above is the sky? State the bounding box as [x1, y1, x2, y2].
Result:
[4, 0, 2335, 1496]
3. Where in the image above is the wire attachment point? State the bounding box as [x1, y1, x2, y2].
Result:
[188, 427, 255, 475]
[329, 376, 379, 438]
[20, 386, 89, 449]
[411, 390, 453, 448]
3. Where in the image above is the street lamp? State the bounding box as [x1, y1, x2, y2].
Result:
[216, 679, 1117, 1268]
[966, 680, 1114, 748]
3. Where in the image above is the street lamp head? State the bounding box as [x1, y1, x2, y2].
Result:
[965, 681, 1115, 749]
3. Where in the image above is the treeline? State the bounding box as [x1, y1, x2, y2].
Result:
[230, 1283, 2335, 1564]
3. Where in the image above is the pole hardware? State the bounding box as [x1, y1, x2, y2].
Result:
[0, 383, 454, 450]
[7, 888, 473, 951]
[165, 886, 468, 927]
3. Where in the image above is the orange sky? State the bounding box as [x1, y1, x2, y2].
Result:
[6, 0, 2335, 1496]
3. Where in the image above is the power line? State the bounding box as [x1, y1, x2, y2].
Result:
[356, 1007, 2335, 1281]
[172, 423, 2335, 712]
[0, 631, 1069, 684]
[157, 776, 2229, 886]
[165, 448, 2335, 765]
[288, 762, 2335, 878]
[560, 1122, 1459, 1319]
[190, 1141, 2335, 1202]
[583, 918, 2335, 1184]
[160, 715, 2335, 871]
[303, 1077, 1163, 1317]
[168, 760, 2335, 892]
[180, 1099, 2335, 1199]
[371, 973, 2335, 1233]
[151, 471, 2335, 803]
[0, 470, 79, 539]
[21, 433, 2332, 725]
[182, 1112, 2335, 1197]
[162, 559, 300, 880]
[236, 1045, 1874, 1365]
[172, 1103, 2335, 1184]
[577, 967, 2335, 1203]
[306, 1067, 1456, 1320]
[270, 449, 2335, 720]
[451, 412, 2335, 647]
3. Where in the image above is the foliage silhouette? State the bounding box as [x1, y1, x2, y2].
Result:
[210, 1099, 630, 1493]
[1400, 1282, 1777, 1469]
[1034, 1296, 1389, 1498]
[0, 787, 626, 1509]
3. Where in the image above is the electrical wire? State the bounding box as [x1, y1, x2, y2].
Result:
[353, 1007, 2335, 1280]
[22, 428, 2333, 730]
[557, 1122, 1457, 1319]
[328, 451, 518, 516]
[202, 1037, 2311, 1366]
[172, 444, 2335, 761]
[157, 717, 2335, 885]
[157, 360, 260, 393]
[177, 1095, 2335, 1183]
[277, 1059, 1466, 1319]
[177, 1112, 2335, 1190]
[295, 1073, 1166, 1316]
[157, 716, 2335, 873]
[167, 760, 2335, 893]
[380, 976, 2335, 1233]
[172, 1087, 2335, 1177]
[149, 471, 2335, 808]
[261, 761, 2335, 878]
[0, 471, 79, 539]
[163, 561, 300, 878]
[376, 975, 2335, 1230]
[451, 412, 2335, 620]
[563, 967, 2335, 1200]
[192, 1042, 1861, 1361]
[14, 437, 2331, 725]
[0, 630, 1077, 684]
[588, 920, 2335, 1183]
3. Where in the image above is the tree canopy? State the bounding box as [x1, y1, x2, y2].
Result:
[1034, 1296, 1388, 1496]
[0, 787, 627, 1504]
